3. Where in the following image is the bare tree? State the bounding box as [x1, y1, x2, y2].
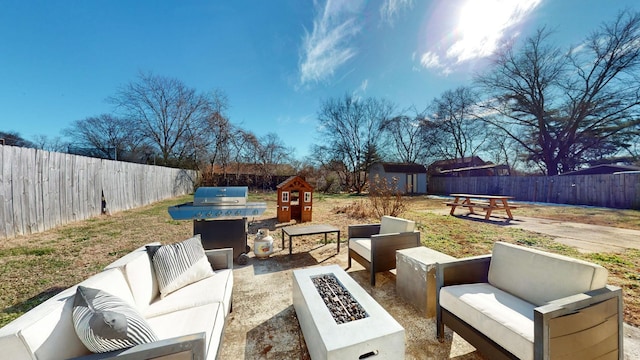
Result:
[385, 109, 429, 163]
[64, 114, 139, 160]
[476, 11, 640, 175]
[204, 90, 233, 169]
[426, 86, 488, 160]
[109, 72, 214, 166]
[315, 94, 394, 193]
[32, 134, 68, 153]
[0, 131, 34, 148]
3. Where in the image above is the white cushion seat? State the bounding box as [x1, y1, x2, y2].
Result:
[440, 283, 536, 360]
[146, 302, 225, 358]
[144, 269, 233, 318]
[348, 238, 373, 262]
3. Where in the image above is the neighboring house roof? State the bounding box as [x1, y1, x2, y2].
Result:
[560, 164, 640, 176]
[428, 156, 485, 168]
[438, 163, 508, 174]
[375, 162, 427, 173]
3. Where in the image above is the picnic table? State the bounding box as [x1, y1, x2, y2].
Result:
[444, 193, 516, 220]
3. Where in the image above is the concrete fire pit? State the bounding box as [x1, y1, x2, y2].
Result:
[292, 265, 405, 359]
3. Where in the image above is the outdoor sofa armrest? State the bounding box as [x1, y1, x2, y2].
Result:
[533, 285, 623, 360]
[348, 223, 381, 239]
[436, 254, 492, 340]
[70, 332, 206, 360]
[436, 254, 492, 287]
[205, 247, 234, 270]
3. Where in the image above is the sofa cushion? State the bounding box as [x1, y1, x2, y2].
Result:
[72, 286, 158, 353]
[120, 249, 160, 311]
[379, 215, 415, 234]
[143, 269, 234, 318]
[147, 235, 214, 298]
[146, 302, 225, 360]
[348, 238, 372, 262]
[440, 282, 536, 360]
[488, 242, 608, 306]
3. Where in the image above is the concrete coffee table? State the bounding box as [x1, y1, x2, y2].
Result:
[396, 247, 455, 318]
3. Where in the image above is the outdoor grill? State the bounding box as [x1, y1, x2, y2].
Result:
[168, 186, 267, 263]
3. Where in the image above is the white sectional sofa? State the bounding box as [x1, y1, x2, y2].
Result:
[0, 240, 233, 360]
[436, 241, 623, 360]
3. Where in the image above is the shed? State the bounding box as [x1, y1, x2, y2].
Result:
[277, 176, 314, 223]
[369, 162, 427, 194]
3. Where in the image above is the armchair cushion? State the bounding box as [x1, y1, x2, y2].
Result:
[379, 215, 415, 234]
[488, 242, 608, 306]
[348, 238, 373, 262]
[440, 282, 535, 360]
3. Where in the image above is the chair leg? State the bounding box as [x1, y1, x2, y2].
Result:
[370, 267, 376, 286]
[347, 253, 352, 269]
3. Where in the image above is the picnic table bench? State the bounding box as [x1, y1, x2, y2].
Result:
[444, 193, 517, 220]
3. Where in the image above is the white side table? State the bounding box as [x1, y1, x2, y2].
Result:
[396, 247, 455, 318]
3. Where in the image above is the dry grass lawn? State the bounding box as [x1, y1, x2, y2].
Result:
[1, 192, 639, 328]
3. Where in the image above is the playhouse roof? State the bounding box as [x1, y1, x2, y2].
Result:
[276, 175, 313, 190]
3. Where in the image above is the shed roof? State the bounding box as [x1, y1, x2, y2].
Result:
[377, 162, 427, 173]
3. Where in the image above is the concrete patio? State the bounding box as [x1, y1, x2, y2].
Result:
[217, 214, 640, 359]
[218, 240, 483, 359]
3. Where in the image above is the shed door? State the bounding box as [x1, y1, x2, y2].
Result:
[407, 174, 417, 193]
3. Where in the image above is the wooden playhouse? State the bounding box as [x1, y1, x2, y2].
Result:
[277, 176, 313, 223]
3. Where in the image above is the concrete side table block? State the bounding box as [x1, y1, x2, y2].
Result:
[396, 247, 455, 318]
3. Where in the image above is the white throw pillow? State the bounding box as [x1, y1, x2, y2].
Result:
[147, 234, 214, 298]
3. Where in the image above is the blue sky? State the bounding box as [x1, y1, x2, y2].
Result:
[2, 0, 639, 160]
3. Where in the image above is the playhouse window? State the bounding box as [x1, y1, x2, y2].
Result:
[281, 191, 289, 203]
[304, 192, 311, 203]
[291, 190, 299, 205]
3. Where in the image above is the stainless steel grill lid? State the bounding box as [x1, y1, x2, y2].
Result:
[168, 186, 267, 220]
[193, 186, 248, 206]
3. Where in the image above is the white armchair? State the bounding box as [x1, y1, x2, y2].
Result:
[347, 216, 420, 286]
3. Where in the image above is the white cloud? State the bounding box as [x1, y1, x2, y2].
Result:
[351, 78, 369, 100]
[299, 0, 365, 85]
[380, 0, 414, 26]
[420, 52, 441, 69]
[359, 79, 368, 92]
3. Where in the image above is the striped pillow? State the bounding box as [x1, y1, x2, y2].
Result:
[72, 286, 158, 353]
[147, 234, 214, 298]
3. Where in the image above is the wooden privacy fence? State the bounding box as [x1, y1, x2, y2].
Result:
[428, 173, 640, 209]
[0, 145, 197, 238]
